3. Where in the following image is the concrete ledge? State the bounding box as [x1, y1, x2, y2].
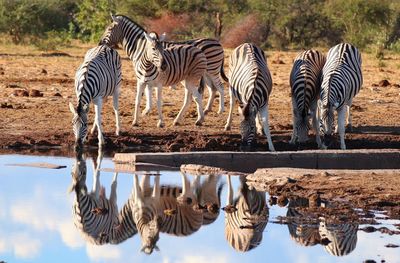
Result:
[113, 149, 400, 173]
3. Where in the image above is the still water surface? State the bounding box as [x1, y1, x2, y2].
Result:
[0, 153, 399, 263]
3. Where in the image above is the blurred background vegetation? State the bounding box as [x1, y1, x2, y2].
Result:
[0, 0, 399, 53]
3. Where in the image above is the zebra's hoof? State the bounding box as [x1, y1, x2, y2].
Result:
[173, 121, 180, 126]
[217, 109, 224, 114]
[203, 109, 211, 115]
[346, 124, 353, 133]
[195, 120, 203, 126]
[132, 120, 139, 127]
[141, 109, 150, 116]
[224, 125, 231, 131]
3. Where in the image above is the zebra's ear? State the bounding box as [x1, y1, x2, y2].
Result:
[154, 245, 160, 251]
[110, 13, 116, 22]
[159, 32, 167, 41]
[69, 102, 77, 115]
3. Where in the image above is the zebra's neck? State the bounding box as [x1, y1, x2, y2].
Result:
[119, 19, 147, 62]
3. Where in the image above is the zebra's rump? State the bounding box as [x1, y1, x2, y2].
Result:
[73, 194, 119, 245]
[75, 45, 122, 104]
[290, 50, 325, 114]
[321, 43, 362, 108]
[229, 43, 272, 108]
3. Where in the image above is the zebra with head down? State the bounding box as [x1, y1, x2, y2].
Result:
[223, 175, 269, 252]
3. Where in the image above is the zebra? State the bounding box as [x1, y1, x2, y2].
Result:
[319, 217, 358, 256]
[286, 197, 320, 247]
[69, 149, 121, 245]
[69, 44, 122, 146]
[289, 50, 326, 147]
[99, 14, 227, 126]
[129, 174, 162, 254]
[319, 43, 363, 149]
[223, 175, 268, 252]
[224, 43, 275, 151]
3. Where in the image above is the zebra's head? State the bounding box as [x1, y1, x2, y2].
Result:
[69, 102, 89, 146]
[239, 104, 257, 148]
[99, 14, 123, 48]
[319, 101, 335, 148]
[295, 112, 311, 144]
[140, 218, 160, 254]
[143, 32, 168, 71]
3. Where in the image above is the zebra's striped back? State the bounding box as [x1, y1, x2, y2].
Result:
[320, 43, 362, 147]
[319, 218, 358, 256]
[290, 50, 325, 143]
[224, 176, 268, 252]
[75, 45, 122, 105]
[228, 43, 273, 147]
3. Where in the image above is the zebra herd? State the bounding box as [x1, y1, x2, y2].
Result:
[69, 150, 359, 255]
[69, 14, 363, 150]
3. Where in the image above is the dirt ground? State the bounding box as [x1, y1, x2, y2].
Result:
[0, 42, 399, 155]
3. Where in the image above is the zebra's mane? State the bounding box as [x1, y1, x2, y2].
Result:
[114, 14, 147, 33]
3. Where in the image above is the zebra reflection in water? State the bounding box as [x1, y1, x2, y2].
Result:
[223, 175, 268, 252]
[285, 196, 358, 256]
[69, 149, 137, 245]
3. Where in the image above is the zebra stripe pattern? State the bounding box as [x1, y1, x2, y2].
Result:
[289, 50, 325, 147]
[70, 150, 120, 245]
[99, 15, 226, 126]
[225, 43, 275, 151]
[69, 44, 122, 146]
[319, 217, 358, 256]
[224, 175, 268, 252]
[319, 43, 363, 149]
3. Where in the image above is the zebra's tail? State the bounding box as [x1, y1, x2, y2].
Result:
[220, 61, 228, 82]
[198, 76, 206, 94]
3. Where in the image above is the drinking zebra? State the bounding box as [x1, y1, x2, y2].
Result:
[319, 43, 363, 149]
[225, 43, 275, 151]
[69, 149, 121, 245]
[224, 175, 268, 252]
[289, 50, 326, 147]
[129, 174, 162, 254]
[99, 14, 227, 126]
[69, 44, 122, 147]
[319, 217, 358, 256]
[196, 175, 224, 225]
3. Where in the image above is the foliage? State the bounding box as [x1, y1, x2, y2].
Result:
[0, 0, 399, 51]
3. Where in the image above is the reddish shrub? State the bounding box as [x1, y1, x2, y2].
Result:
[144, 12, 190, 40]
[222, 15, 267, 48]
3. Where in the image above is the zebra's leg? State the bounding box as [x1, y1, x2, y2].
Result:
[177, 172, 192, 205]
[289, 100, 298, 145]
[93, 99, 105, 146]
[191, 85, 205, 126]
[310, 102, 321, 148]
[224, 86, 235, 131]
[226, 175, 233, 205]
[337, 107, 347, 150]
[259, 105, 275, 151]
[213, 75, 225, 114]
[204, 79, 216, 115]
[173, 86, 191, 126]
[133, 81, 146, 126]
[112, 89, 120, 136]
[346, 104, 353, 132]
[256, 113, 264, 135]
[142, 85, 152, 116]
[155, 85, 164, 128]
[133, 174, 143, 203]
[110, 172, 118, 204]
[153, 174, 160, 199]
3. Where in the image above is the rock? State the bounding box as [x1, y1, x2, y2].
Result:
[6, 84, 22, 89]
[12, 89, 29, 97]
[378, 79, 391, 87]
[393, 83, 400, 88]
[29, 89, 43, 97]
[0, 102, 13, 109]
[53, 92, 62, 97]
[41, 69, 47, 74]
